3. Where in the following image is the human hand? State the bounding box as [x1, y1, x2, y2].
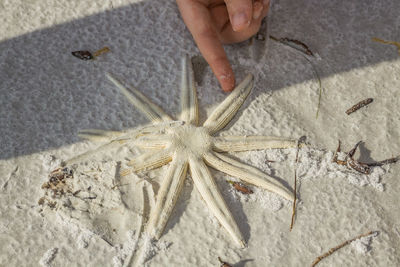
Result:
[176, 0, 270, 92]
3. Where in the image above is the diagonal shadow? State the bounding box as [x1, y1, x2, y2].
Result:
[0, 0, 399, 161]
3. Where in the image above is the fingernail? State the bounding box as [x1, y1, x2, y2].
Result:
[253, 10, 261, 20]
[253, 3, 263, 19]
[232, 12, 249, 31]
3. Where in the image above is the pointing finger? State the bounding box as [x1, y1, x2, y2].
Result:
[177, 0, 235, 91]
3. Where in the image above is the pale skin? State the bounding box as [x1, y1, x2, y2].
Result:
[176, 0, 270, 92]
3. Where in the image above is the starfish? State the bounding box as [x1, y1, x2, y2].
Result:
[70, 55, 297, 248]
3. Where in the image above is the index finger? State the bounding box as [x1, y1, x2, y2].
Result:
[177, 0, 235, 92]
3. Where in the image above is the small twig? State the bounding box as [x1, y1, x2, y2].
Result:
[269, 35, 314, 56]
[289, 172, 297, 231]
[311, 231, 376, 267]
[290, 139, 301, 231]
[218, 257, 232, 267]
[364, 155, 400, 167]
[295, 139, 301, 162]
[345, 98, 373, 115]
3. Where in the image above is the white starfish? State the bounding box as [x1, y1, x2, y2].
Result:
[70, 55, 297, 248]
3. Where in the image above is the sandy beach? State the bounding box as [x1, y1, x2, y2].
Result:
[1, 0, 399, 266]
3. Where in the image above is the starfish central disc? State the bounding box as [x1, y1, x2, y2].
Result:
[169, 124, 212, 157]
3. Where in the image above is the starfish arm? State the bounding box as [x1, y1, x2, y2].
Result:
[179, 55, 198, 125]
[135, 121, 185, 137]
[127, 148, 173, 172]
[146, 156, 188, 239]
[213, 135, 297, 152]
[106, 73, 172, 123]
[203, 74, 254, 134]
[78, 129, 126, 142]
[64, 139, 127, 166]
[204, 151, 293, 201]
[189, 156, 245, 248]
[134, 134, 170, 149]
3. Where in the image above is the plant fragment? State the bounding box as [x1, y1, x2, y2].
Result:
[93, 46, 111, 57]
[227, 180, 253, 194]
[290, 138, 302, 231]
[71, 50, 93, 60]
[345, 98, 373, 115]
[269, 35, 323, 118]
[269, 35, 314, 56]
[372, 37, 400, 55]
[333, 140, 399, 174]
[218, 257, 232, 267]
[311, 231, 377, 266]
[71, 46, 110, 60]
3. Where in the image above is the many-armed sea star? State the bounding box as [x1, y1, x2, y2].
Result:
[69, 55, 296, 247]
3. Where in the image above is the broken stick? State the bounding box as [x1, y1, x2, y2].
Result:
[311, 231, 376, 267]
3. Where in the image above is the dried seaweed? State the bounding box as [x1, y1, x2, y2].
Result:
[332, 140, 370, 174]
[372, 37, 400, 55]
[345, 142, 371, 174]
[333, 140, 399, 174]
[41, 167, 74, 198]
[269, 35, 323, 118]
[311, 231, 376, 266]
[345, 98, 373, 115]
[39, 167, 74, 209]
[347, 159, 371, 174]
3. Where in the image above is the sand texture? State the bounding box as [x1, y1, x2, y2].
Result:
[1, 0, 400, 266]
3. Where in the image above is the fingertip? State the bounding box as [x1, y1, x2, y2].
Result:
[219, 72, 235, 92]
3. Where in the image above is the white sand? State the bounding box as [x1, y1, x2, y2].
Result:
[1, 0, 400, 266]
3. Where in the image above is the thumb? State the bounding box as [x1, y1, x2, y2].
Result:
[224, 0, 253, 31]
